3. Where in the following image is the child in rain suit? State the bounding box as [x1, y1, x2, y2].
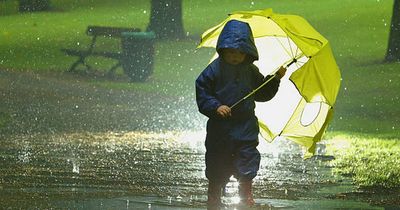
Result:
[195, 20, 286, 208]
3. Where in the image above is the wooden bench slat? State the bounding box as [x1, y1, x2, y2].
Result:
[62, 48, 121, 59]
[61, 48, 91, 56]
[62, 25, 143, 75]
[86, 26, 141, 37]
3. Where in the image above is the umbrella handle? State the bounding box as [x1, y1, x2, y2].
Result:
[230, 74, 276, 109]
[229, 54, 304, 109]
[286, 58, 297, 68]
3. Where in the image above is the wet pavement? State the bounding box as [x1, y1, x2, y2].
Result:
[0, 131, 387, 209]
[0, 70, 397, 209]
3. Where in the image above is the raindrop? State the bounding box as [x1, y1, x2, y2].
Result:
[143, 10, 147, 14]
[72, 162, 80, 174]
[36, 37, 40, 40]
[18, 151, 31, 163]
[176, 195, 182, 201]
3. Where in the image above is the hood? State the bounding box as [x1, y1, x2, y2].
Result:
[216, 20, 259, 62]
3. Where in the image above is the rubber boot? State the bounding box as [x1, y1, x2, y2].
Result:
[207, 181, 222, 210]
[238, 180, 255, 206]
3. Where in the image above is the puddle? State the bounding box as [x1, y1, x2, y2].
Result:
[0, 131, 396, 209]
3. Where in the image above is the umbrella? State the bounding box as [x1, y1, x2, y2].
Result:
[198, 9, 341, 158]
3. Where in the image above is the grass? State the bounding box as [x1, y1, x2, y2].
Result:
[1, 0, 399, 188]
[0, 112, 11, 129]
[326, 133, 400, 188]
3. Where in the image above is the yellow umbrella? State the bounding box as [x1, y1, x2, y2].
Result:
[198, 9, 341, 158]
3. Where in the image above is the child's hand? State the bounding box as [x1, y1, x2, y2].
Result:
[216, 105, 231, 118]
[276, 66, 287, 79]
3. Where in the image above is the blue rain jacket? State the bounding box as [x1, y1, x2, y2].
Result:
[196, 20, 280, 141]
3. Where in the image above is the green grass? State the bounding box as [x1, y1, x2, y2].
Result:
[1, 0, 399, 188]
[326, 134, 400, 188]
[0, 0, 151, 71]
[0, 111, 11, 129]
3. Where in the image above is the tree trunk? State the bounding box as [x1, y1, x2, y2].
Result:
[19, 0, 50, 12]
[385, 0, 400, 62]
[147, 0, 184, 39]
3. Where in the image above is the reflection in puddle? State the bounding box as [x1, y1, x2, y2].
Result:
[0, 131, 387, 209]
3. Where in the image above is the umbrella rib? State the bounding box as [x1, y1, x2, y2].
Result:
[295, 59, 306, 64]
[287, 36, 295, 58]
[274, 36, 292, 59]
[296, 60, 307, 66]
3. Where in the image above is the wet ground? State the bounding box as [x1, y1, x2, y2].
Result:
[0, 70, 398, 209]
[0, 131, 388, 209]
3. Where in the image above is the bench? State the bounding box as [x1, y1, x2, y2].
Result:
[61, 26, 141, 76]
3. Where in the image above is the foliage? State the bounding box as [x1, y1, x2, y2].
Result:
[19, 0, 51, 12]
[327, 134, 400, 188]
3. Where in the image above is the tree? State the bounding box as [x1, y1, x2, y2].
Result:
[385, 0, 400, 62]
[19, 0, 50, 12]
[147, 0, 184, 39]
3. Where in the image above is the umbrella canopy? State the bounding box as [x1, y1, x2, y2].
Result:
[198, 9, 341, 158]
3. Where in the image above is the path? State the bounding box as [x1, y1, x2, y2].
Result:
[0, 70, 395, 209]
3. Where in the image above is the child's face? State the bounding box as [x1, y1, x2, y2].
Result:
[222, 49, 246, 65]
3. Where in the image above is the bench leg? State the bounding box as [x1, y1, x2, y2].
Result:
[67, 59, 82, 72]
[106, 62, 121, 78]
[83, 62, 93, 73]
[67, 56, 93, 73]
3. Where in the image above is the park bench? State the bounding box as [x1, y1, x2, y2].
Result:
[61, 26, 141, 76]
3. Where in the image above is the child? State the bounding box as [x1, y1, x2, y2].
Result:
[195, 20, 286, 209]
